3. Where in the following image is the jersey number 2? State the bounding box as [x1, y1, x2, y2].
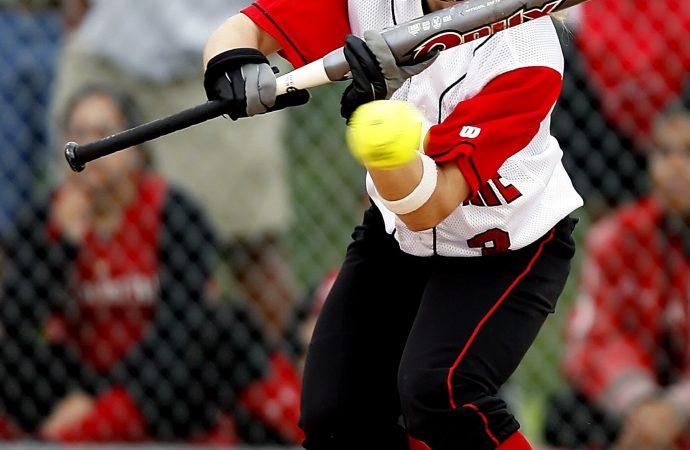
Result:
[468, 228, 511, 255]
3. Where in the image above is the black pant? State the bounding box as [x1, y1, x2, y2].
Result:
[300, 204, 577, 450]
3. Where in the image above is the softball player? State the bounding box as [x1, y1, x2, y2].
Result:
[202, 1, 584, 449]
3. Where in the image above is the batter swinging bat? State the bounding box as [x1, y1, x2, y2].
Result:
[65, 0, 589, 172]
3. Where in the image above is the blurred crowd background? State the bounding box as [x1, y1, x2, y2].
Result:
[0, 0, 689, 448]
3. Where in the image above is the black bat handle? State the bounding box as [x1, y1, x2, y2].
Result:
[64, 99, 230, 172]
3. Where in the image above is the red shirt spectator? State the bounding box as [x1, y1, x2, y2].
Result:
[0, 84, 303, 446]
[562, 96, 690, 449]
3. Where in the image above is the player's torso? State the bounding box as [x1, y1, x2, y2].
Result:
[349, 1, 583, 256]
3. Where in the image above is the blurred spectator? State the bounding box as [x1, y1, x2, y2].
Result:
[545, 89, 690, 449]
[0, 84, 302, 445]
[49, 0, 298, 344]
[0, 0, 63, 232]
[552, 1, 690, 219]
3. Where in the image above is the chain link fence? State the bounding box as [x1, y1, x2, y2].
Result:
[0, 1, 688, 448]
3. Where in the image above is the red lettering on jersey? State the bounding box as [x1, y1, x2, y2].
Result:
[463, 192, 484, 206]
[493, 175, 522, 203]
[462, 175, 522, 207]
[478, 182, 502, 206]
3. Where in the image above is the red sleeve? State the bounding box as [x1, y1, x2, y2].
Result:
[424, 66, 562, 196]
[242, 0, 350, 68]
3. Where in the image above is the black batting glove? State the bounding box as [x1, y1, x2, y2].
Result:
[204, 48, 310, 120]
[340, 31, 439, 121]
[340, 35, 387, 122]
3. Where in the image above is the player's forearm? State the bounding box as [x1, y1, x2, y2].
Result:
[371, 160, 469, 231]
[203, 13, 281, 66]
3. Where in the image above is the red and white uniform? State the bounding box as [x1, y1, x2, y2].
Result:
[243, 0, 583, 257]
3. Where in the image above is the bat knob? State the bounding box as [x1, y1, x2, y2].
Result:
[64, 141, 85, 172]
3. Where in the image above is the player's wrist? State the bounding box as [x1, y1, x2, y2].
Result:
[203, 48, 269, 101]
[378, 152, 438, 215]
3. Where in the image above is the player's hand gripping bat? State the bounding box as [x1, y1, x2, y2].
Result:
[65, 0, 590, 172]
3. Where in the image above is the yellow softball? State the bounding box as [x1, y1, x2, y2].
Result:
[346, 100, 423, 169]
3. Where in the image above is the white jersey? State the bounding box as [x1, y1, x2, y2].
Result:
[349, 0, 584, 257]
